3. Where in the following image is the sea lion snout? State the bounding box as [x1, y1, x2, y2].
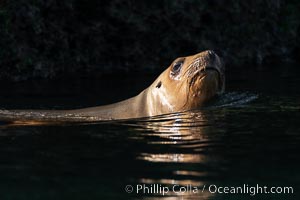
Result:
[196, 50, 223, 67]
[198, 50, 225, 79]
[185, 50, 224, 78]
[178, 50, 225, 108]
[206, 50, 217, 61]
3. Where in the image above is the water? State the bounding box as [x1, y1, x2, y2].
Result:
[0, 64, 299, 200]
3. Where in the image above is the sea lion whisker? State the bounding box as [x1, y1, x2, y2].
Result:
[183, 57, 208, 78]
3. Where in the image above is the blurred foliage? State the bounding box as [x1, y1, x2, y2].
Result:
[0, 0, 299, 81]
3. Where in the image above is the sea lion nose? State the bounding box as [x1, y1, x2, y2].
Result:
[206, 50, 217, 61]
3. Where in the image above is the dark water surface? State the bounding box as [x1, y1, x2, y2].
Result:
[0, 64, 299, 200]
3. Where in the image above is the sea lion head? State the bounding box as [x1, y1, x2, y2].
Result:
[150, 50, 225, 114]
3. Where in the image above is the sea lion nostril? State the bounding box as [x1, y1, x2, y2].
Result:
[207, 50, 216, 60]
[208, 50, 215, 55]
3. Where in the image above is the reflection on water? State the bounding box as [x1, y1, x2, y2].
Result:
[0, 66, 300, 200]
[127, 111, 217, 199]
[113, 93, 255, 199]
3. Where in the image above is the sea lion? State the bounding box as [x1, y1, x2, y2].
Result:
[0, 50, 225, 124]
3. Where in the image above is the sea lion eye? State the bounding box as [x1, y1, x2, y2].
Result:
[171, 60, 184, 75]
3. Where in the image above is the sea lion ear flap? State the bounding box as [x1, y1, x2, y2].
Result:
[156, 81, 162, 88]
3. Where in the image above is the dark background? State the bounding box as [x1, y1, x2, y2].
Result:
[0, 0, 299, 81]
